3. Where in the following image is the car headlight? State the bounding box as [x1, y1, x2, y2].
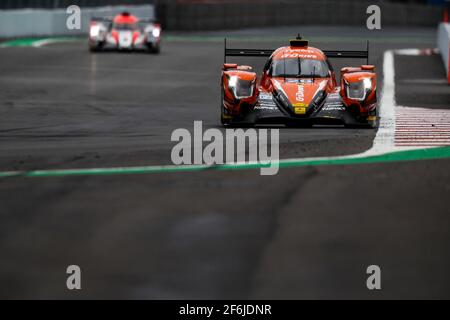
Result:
[346, 78, 372, 101]
[363, 78, 372, 90]
[90, 25, 101, 38]
[228, 76, 254, 99]
[152, 28, 161, 38]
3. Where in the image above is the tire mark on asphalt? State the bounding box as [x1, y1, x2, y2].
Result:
[246, 166, 319, 299]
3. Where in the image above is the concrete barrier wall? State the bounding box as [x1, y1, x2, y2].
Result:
[0, 2, 443, 38]
[0, 5, 154, 38]
[0, 0, 154, 10]
[157, 1, 443, 30]
[438, 23, 450, 84]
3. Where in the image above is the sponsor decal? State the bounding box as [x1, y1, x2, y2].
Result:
[327, 93, 340, 99]
[256, 93, 277, 110]
[254, 105, 278, 111]
[259, 92, 273, 100]
[280, 49, 319, 60]
[280, 53, 318, 59]
[286, 79, 313, 84]
[296, 85, 305, 102]
[255, 100, 278, 110]
[294, 106, 307, 115]
[287, 48, 317, 54]
[322, 104, 345, 111]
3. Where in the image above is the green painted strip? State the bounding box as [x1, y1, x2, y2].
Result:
[0, 38, 39, 47]
[0, 37, 81, 48]
[0, 147, 449, 179]
[279, 147, 450, 168]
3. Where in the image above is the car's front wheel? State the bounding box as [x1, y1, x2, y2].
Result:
[89, 41, 103, 53]
[147, 43, 160, 54]
[221, 103, 233, 126]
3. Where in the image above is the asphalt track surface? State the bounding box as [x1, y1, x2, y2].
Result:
[0, 26, 450, 299]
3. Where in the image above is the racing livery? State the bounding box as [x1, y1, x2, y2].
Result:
[221, 37, 377, 127]
[89, 12, 161, 53]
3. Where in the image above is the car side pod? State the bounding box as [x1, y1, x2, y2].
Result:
[221, 64, 258, 124]
[340, 65, 378, 127]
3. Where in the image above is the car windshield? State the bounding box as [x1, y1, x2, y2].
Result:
[271, 58, 329, 78]
[113, 23, 137, 31]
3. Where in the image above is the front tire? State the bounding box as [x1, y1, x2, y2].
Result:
[147, 43, 160, 54]
[367, 107, 378, 128]
[367, 118, 378, 128]
[89, 41, 103, 53]
[221, 103, 233, 127]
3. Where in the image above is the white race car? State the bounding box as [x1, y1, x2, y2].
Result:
[89, 11, 161, 53]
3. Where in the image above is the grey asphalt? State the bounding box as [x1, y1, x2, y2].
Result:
[0, 26, 449, 299]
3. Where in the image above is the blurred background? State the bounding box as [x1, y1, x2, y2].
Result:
[0, 0, 448, 38]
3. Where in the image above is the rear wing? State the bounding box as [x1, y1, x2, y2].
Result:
[224, 39, 370, 65]
[90, 17, 156, 23]
[91, 17, 113, 23]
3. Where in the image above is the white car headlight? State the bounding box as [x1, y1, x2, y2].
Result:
[346, 78, 372, 101]
[363, 78, 372, 90]
[228, 76, 254, 99]
[90, 25, 100, 38]
[228, 76, 238, 89]
[152, 28, 161, 38]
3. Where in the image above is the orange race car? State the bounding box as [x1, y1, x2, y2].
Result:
[221, 36, 377, 127]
